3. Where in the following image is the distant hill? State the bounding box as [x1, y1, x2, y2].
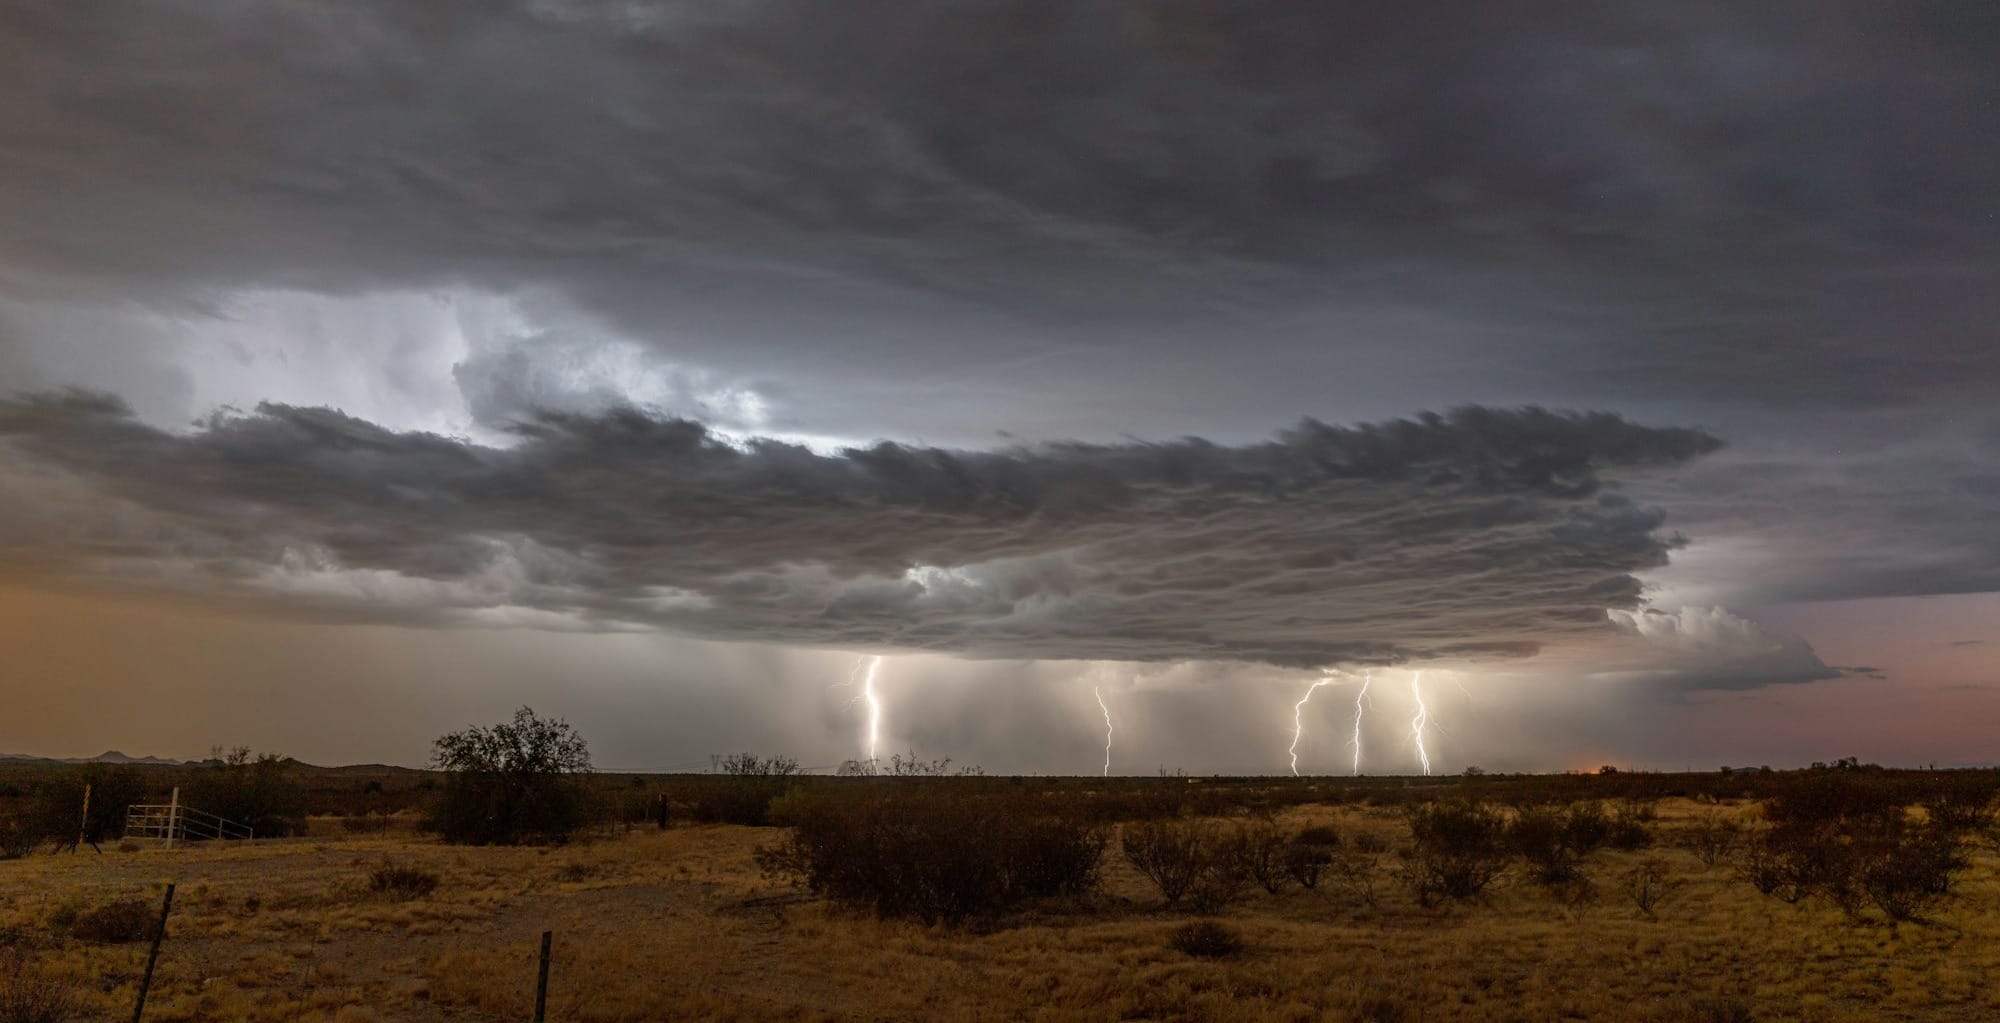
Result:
[0, 750, 188, 767]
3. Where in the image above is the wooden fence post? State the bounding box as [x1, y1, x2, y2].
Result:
[76, 783, 92, 852]
[130, 882, 175, 1023]
[163, 787, 180, 850]
[533, 930, 553, 1022]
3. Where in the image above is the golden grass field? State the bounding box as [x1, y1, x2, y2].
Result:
[4, 798, 1998, 1023]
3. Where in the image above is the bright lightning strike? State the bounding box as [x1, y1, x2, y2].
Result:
[1409, 670, 1432, 776]
[1288, 675, 1336, 776]
[1350, 669, 1372, 776]
[1093, 686, 1114, 777]
[861, 655, 884, 764]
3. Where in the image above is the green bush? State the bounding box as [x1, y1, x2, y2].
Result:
[186, 749, 305, 838]
[1168, 919, 1243, 958]
[1400, 800, 1509, 905]
[0, 950, 78, 1023]
[428, 708, 595, 846]
[69, 898, 155, 944]
[368, 863, 440, 900]
[26, 764, 146, 848]
[757, 787, 1103, 924]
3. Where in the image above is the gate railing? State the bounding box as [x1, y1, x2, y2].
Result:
[123, 788, 253, 845]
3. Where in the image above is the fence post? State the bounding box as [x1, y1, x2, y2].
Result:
[75, 783, 92, 853]
[533, 930, 552, 1022]
[130, 883, 175, 1023]
[163, 787, 180, 850]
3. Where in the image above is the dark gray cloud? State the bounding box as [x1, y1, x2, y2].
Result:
[0, 1, 1992, 625]
[1, 2, 1994, 425]
[0, 393, 1715, 666]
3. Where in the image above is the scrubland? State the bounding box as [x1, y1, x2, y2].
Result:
[5, 779, 2000, 1023]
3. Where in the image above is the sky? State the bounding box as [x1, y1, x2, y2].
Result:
[0, 1, 1995, 773]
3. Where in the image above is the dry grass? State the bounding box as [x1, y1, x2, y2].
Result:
[1, 799, 1995, 1021]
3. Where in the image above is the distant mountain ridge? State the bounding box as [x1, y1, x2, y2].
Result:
[0, 750, 187, 766]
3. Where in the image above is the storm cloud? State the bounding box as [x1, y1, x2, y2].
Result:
[0, 394, 1715, 666]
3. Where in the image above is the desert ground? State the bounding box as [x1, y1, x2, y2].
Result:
[5, 795, 1998, 1023]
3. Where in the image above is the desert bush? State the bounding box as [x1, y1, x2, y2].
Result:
[1400, 799, 1509, 905]
[1185, 846, 1251, 914]
[1676, 994, 1756, 1023]
[1623, 858, 1676, 916]
[1167, 919, 1243, 958]
[340, 813, 393, 833]
[1561, 800, 1611, 853]
[0, 949, 78, 1023]
[1121, 818, 1207, 905]
[1858, 825, 1968, 921]
[1921, 771, 1999, 839]
[1292, 824, 1337, 846]
[717, 753, 800, 777]
[0, 816, 35, 860]
[70, 897, 155, 943]
[1332, 847, 1382, 908]
[1283, 827, 1338, 890]
[1743, 769, 1977, 920]
[368, 863, 440, 900]
[27, 763, 147, 848]
[429, 708, 595, 845]
[1351, 830, 1391, 854]
[1229, 818, 1291, 895]
[1508, 806, 1581, 886]
[1681, 810, 1741, 866]
[187, 748, 306, 837]
[1606, 801, 1655, 850]
[674, 776, 791, 826]
[758, 788, 1102, 924]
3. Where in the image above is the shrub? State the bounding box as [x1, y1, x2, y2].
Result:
[1282, 835, 1335, 890]
[368, 864, 440, 900]
[1229, 819, 1291, 895]
[1168, 920, 1243, 958]
[0, 816, 36, 860]
[1858, 825, 1967, 921]
[1332, 847, 1382, 908]
[1184, 847, 1250, 915]
[1121, 818, 1206, 906]
[341, 814, 393, 833]
[0, 950, 78, 1023]
[1508, 806, 1580, 886]
[27, 763, 147, 848]
[1561, 800, 1611, 853]
[1921, 771, 1998, 838]
[70, 898, 156, 944]
[1623, 858, 1676, 917]
[757, 788, 1102, 924]
[1677, 995, 1756, 1023]
[1681, 810, 1741, 866]
[1606, 802, 1655, 850]
[428, 708, 595, 845]
[1401, 800, 1508, 905]
[187, 748, 307, 838]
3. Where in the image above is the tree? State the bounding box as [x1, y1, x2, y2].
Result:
[29, 764, 147, 848]
[186, 749, 304, 838]
[429, 707, 594, 845]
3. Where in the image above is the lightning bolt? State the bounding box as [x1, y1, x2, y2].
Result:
[1093, 686, 1114, 777]
[861, 654, 884, 765]
[1289, 674, 1337, 776]
[1350, 669, 1372, 776]
[1409, 669, 1432, 776]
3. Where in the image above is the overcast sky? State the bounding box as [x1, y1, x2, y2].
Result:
[2, 1, 1995, 773]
